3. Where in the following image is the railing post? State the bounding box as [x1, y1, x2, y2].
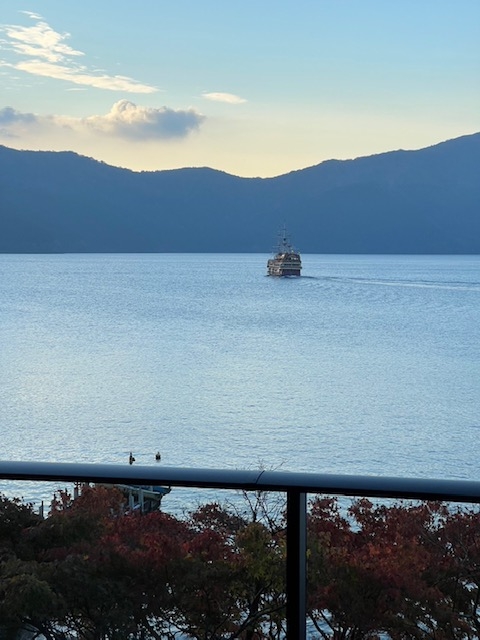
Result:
[286, 490, 307, 639]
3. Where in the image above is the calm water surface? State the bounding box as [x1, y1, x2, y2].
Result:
[1, 253, 479, 511]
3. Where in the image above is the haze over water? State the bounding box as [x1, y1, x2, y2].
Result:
[1, 253, 479, 511]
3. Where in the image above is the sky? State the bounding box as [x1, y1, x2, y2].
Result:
[0, 1, 479, 178]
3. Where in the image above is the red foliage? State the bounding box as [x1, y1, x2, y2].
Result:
[4, 486, 480, 639]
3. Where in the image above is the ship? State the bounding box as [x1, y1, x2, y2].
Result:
[267, 228, 302, 276]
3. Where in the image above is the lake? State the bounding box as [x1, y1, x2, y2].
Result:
[1, 253, 479, 512]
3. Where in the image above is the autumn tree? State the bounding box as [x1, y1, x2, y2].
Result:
[3, 485, 480, 639]
[422, 506, 480, 639]
[0, 494, 61, 640]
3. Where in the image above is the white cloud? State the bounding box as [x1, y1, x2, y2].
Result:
[202, 92, 247, 104]
[19, 11, 43, 21]
[4, 18, 84, 63]
[12, 60, 157, 93]
[0, 106, 36, 125]
[0, 105, 37, 136]
[0, 101, 206, 140]
[83, 100, 205, 139]
[0, 13, 157, 93]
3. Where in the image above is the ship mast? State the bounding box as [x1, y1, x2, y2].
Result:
[279, 225, 292, 253]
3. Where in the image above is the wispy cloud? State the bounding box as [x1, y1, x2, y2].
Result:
[0, 101, 205, 140]
[3, 12, 84, 63]
[12, 60, 157, 93]
[0, 12, 157, 93]
[202, 92, 247, 104]
[19, 11, 43, 21]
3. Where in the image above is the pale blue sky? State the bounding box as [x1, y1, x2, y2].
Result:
[0, 1, 478, 176]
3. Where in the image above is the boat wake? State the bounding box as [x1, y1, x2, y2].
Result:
[321, 276, 480, 292]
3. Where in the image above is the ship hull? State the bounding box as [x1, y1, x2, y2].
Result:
[267, 254, 302, 277]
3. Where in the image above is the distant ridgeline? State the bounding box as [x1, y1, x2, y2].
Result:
[0, 132, 479, 254]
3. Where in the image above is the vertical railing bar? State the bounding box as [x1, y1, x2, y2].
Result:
[286, 490, 307, 639]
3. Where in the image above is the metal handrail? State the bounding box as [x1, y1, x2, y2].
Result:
[2, 461, 480, 502]
[2, 460, 480, 639]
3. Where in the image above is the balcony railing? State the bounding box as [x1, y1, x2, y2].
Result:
[2, 460, 480, 639]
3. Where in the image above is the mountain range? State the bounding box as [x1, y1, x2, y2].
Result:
[0, 132, 479, 253]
